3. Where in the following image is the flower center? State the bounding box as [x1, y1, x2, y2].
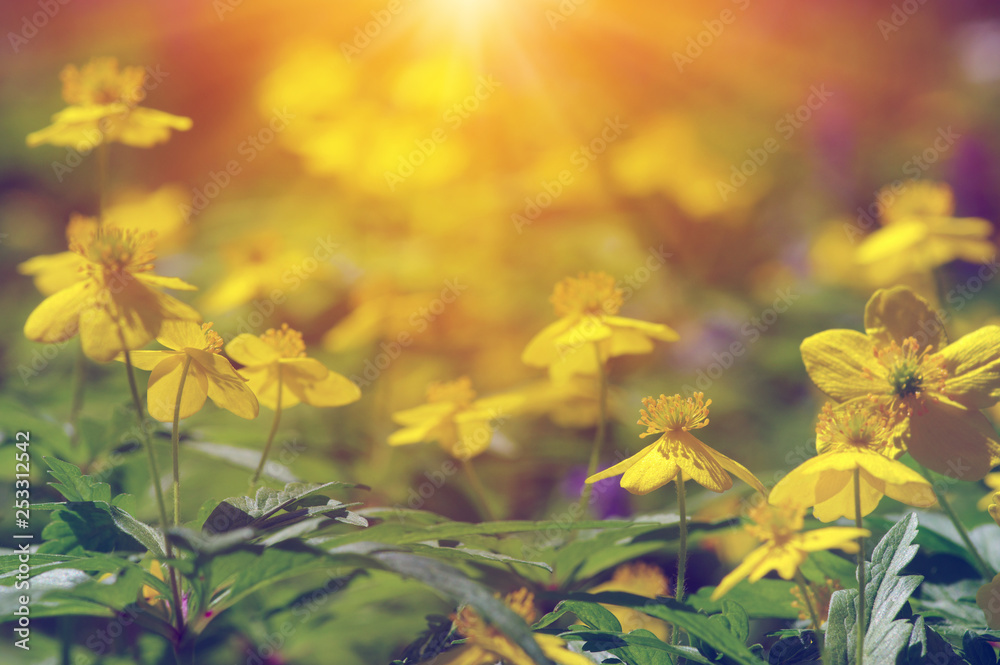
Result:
[74, 227, 156, 279]
[61, 57, 146, 107]
[815, 402, 892, 454]
[201, 323, 223, 354]
[746, 503, 804, 545]
[426, 377, 476, 408]
[260, 323, 306, 358]
[867, 337, 947, 410]
[550, 271, 623, 317]
[638, 392, 711, 437]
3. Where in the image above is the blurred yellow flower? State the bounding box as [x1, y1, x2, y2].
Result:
[226, 324, 360, 410]
[769, 403, 935, 522]
[856, 181, 995, 284]
[801, 286, 1000, 479]
[427, 588, 593, 665]
[27, 57, 192, 150]
[19, 187, 190, 296]
[977, 573, 1000, 629]
[23, 227, 199, 362]
[790, 578, 842, 626]
[124, 321, 258, 422]
[976, 472, 1000, 511]
[586, 393, 765, 495]
[710, 503, 868, 601]
[589, 562, 672, 641]
[388, 377, 521, 460]
[522, 271, 678, 379]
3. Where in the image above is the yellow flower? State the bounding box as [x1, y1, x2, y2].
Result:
[124, 321, 258, 422]
[23, 226, 200, 362]
[856, 181, 994, 284]
[19, 188, 190, 296]
[427, 589, 593, 665]
[27, 57, 192, 150]
[801, 286, 1000, 480]
[585, 393, 765, 495]
[769, 403, 936, 522]
[388, 377, 519, 460]
[710, 503, 868, 601]
[977, 573, 1000, 629]
[790, 578, 842, 626]
[225, 324, 360, 410]
[589, 562, 672, 641]
[522, 272, 678, 379]
[976, 472, 1000, 511]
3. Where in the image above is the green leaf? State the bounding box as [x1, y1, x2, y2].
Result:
[722, 599, 750, 644]
[561, 591, 767, 665]
[691, 578, 799, 619]
[560, 629, 713, 665]
[962, 631, 999, 665]
[373, 551, 556, 665]
[203, 481, 366, 535]
[43, 456, 111, 502]
[37, 502, 144, 554]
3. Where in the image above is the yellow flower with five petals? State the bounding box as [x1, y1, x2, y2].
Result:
[27, 57, 192, 150]
[225, 324, 361, 410]
[23, 226, 200, 362]
[768, 403, 936, 522]
[801, 286, 1000, 480]
[124, 321, 258, 421]
[522, 272, 678, 379]
[585, 393, 765, 495]
[710, 503, 868, 601]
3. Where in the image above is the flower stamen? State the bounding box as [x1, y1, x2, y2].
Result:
[638, 393, 711, 437]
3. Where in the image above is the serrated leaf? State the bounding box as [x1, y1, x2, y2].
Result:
[43, 456, 111, 502]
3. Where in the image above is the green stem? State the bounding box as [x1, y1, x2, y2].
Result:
[794, 570, 825, 661]
[462, 459, 496, 521]
[854, 468, 866, 665]
[671, 470, 688, 648]
[123, 349, 185, 635]
[252, 365, 283, 486]
[68, 343, 86, 447]
[578, 343, 608, 514]
[920, 466, 995, 579]
[171, 356, 194, 526]
[97, 142, 109, 220]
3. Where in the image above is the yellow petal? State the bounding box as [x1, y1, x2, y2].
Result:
[585, 442, 658, 484]
[855, 453, 936, 508]
[226, 334, 281, 366]
[136, 273, 198, 291]
[18, 251, 87, 296]
[939, 326, 1000, 409]
[552, 316, 613, 348]
[117, 107, 193, 148]
[903, 400, 1000, 481]
[242, 365, 301, 410]
[187, 348, 259, 419]
[522, 317, 577, 367]
[604, 315, 680, 342]
[24, 281, 90, 343]
[146, 355, 208, 422]
[288, 370, 361, 408]
[392, 402, 456, 426]
[708, 447, 767, 495]
[156, 320, 208, 351]
[796, 527, 867, 553]
[536, 634, 597, 665]
[800, 330, 879, 402]
[811, 471, 883, 522]
[451, 416, 493, 459]
[664, 431, 733, 493]
[856, 222, 927, 265]
[280, 357, 330, 381]
[863, 286, 947, 352]
[710, 544, 772, 600]
[606, 326, 654, 356]
[126, 350, 174, 371]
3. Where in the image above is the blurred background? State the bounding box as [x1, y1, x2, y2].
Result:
[3, 0, 1000, 662]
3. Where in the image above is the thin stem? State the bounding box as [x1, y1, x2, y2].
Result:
[794, 570, 825, 659]
[123, 349, 185, 635]
[462, 459, 496, 521]
[578, 343, 608, 514]
[252, 364, 283, 486]
[68, 343, 87, 447]
[97, 142, 109, 220]
[920, 466, 995, 579]
[672, 470, 688, 648]
[854, 468, 865, 665]
[171, 356, 194, 526]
